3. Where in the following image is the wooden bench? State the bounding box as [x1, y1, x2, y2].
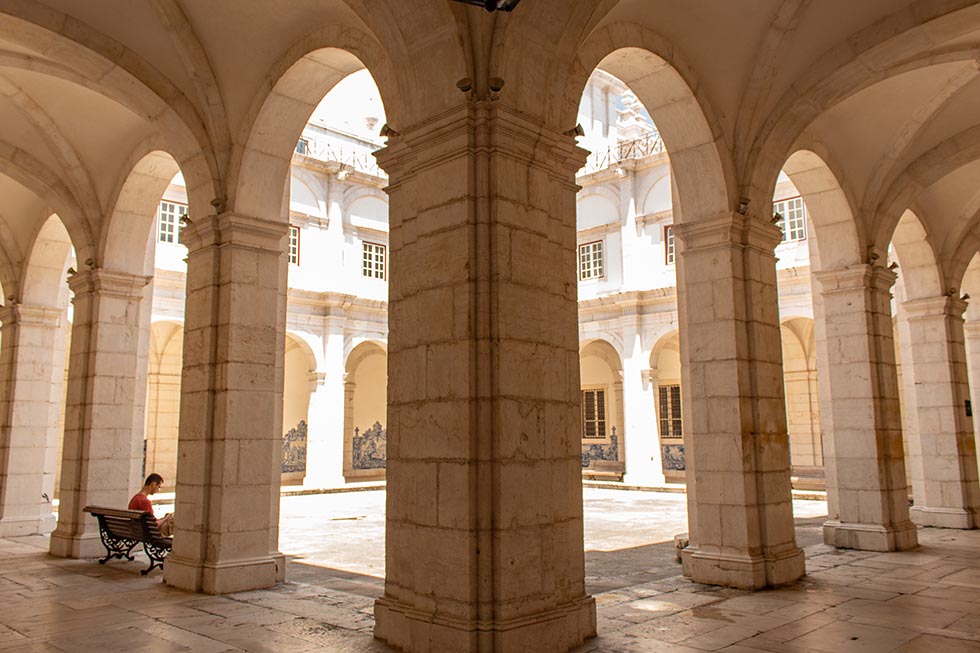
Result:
[83, 506, 172, 575]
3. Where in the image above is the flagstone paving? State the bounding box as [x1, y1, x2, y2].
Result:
[2, 490, 979, 652]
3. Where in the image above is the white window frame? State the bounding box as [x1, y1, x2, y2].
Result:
[288, 226, 300, 265]
[664, 225, 675, 265]
[658, 384, 683, 439]
[158, 201, 184, 244]
[362, 241, 386, 280]
[773, 196, 806, 243]
[581, 387, 608, 440]
[578, 240, 604, 280]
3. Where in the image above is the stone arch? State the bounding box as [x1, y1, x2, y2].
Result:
[0, 9, 221, 195]
[229, 27, 403, 221]
[101, 149, 182, 276]
[745, 1, 980, 215]
[343, 339, 387, 481]
[0, 145, 93, 265]
[891, 209, 945, 301]
[576, 191, 619, 231]
[0, 212, 21, 299]
[566, 28, 735, 223]
[780, 317, 822, 473]
[580, 338, 624, 442]
[289, 172, 325, 219]
[282, 332, 317, 485]
[649, 329, 681, 372]
[21, 215, 72, 308]
[640, 169, 672, 217]
[782, 149, 864, 270]
[145, 319, 184, 484]
[873, 124, 980, 256]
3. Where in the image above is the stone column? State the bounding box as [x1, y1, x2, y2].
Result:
[622, 361, 663, 486]
[303, 370, 344, 488]
[163, 213, 288, 594]
[812, 265, 917, 550]
[673, 212, 805, 589]
[964, 320, 980, 464]
[902, 296, 980, 528]
[50, 270, 152, 558]
[373, 104, 596, 652]
[0, 304, 63, 536]
[306, 319, 345, 487]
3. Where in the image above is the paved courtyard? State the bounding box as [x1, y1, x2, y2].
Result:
[3, 489, 980, 651]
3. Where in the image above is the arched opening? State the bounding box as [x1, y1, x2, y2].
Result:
[344, 340, 388, 482]
[579, 339, 624, 481]
[144, 320, 184, 485]
[649, 331, 684, 483]
[780, 318, 822, 488]
[0, 213, 73, 537]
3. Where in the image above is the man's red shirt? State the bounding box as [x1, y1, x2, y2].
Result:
[129, 493, 153, 513]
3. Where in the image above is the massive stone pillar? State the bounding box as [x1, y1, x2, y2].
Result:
[50, 270, 151, 558]
[673, 212, 805, 589]
[0, 304, 63, 536]
[902, 296, 980, 528]
[306, 321, 345, 488]
[812, 265, 917, 550]
[163, 214, 288, 594]
[373, 104, 596, 652]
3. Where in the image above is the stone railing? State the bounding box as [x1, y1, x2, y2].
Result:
[580, 132, 666, 176]
[295, 135, 385, 179]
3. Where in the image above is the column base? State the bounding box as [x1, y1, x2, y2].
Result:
[164, 553, 285, 594]
[374, 594, 596, 653]
[823, 519, 919, 551]
[0, 513, 56, 537]
[680, 545, 805, 589]
[910, 506, 980, 529]
[48, 530, 103, 558]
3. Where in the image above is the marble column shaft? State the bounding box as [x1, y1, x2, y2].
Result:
[373, 103, 596, 653]
[163, 213, 288, 594]
[812, 265, 917, 550]
[50, 269, 152, 558]
[673, 212, 805, 589]
[0, 304, 63, 536]
[902, 295, 980, 528]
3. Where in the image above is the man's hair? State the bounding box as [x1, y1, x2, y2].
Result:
[144, 473, 164, 486]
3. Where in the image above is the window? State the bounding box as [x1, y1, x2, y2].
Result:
[773, 196, 806, 242]
[664, 225, 675, 265]
[157, 201, 184, 244]
[362, 242, 386, 279]
[288, 226, 300, 265]
[658, 384, 683, 439]
[581, 388, 607, 439]
[578, 241, 604, 280]
[295, 138, 309, 155]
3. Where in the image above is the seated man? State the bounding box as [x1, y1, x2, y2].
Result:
[129, 473, 174, 537]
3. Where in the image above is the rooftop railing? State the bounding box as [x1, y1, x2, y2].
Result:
[295, 134, 386, 179]
[580, 132, 666, 176]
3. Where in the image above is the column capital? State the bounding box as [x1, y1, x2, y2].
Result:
[67, 269, 151, 300]
[813, 264, 896, 295]
[307, 371, 326, 391]
[375, 101, 588, 188]
[672, 211, 782, 253]
[902, 295, 967, 320]
[0, 303, 62, 329]
[179, 212, 289, 254]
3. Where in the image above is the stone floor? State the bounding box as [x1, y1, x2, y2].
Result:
[1, 489, 979, 652]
